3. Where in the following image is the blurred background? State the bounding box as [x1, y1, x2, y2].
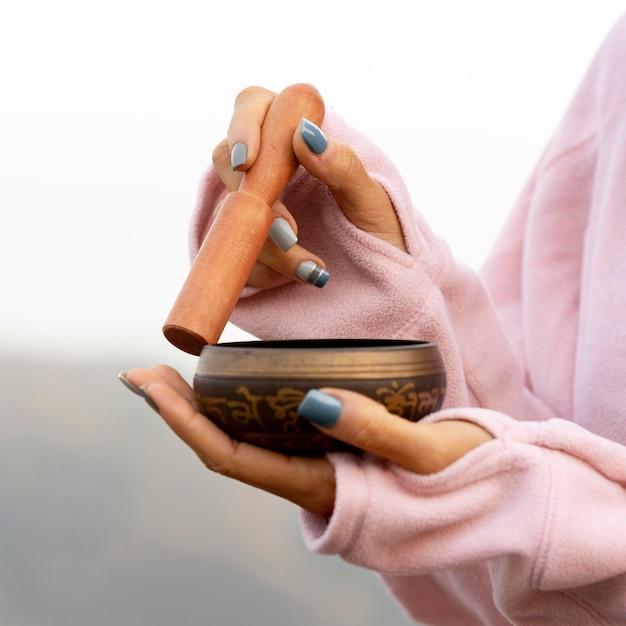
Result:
[1, 2, 624, 624]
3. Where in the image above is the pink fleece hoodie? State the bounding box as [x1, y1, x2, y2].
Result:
[189, 14, 626, 625]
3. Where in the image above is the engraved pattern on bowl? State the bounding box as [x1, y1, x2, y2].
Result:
[194, 339, 447, 455]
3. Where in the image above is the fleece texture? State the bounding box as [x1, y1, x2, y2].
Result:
[189, 14, 626, 625]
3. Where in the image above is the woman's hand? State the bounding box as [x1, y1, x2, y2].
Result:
[120, 367, 492, 517]
[211, 85, 407, 290]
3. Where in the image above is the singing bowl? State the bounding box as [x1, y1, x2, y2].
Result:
[194, 339, 446, 455]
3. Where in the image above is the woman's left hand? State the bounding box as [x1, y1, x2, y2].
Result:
[121, 367, 493, 517]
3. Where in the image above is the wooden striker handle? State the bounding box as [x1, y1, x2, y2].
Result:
[163, 84, 325, 355]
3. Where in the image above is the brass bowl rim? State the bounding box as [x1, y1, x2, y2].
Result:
[195, 339, 444, 378]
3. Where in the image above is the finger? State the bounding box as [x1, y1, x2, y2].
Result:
[213, 132, 329, 291]
[212, 138, 300, 242]
[212, 136, 308, 290]
[227, 86, 276, 171]
[245, 259, 292, 290]
[293, 120, 407, 251]
[206, 155, 315, 290]
[119, 366, 336, 515]
[255, 242, 329, 289]
[297, 388, 493, 474]
[212, 139, 244, 191]
[143, 380, 336, 516]
[124, 365, 197, 407]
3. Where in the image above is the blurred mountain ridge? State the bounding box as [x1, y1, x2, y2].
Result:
[0, 354, 413, 626]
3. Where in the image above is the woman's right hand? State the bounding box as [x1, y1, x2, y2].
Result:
[211, 85, 407, 291]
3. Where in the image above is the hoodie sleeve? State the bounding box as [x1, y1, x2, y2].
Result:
[300, 408, 626, 624]
[302, 410, 626, 589]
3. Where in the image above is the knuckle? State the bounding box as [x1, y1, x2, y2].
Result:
[234, 85, 261, 105]
[351, 409, 387, 452]
[330, 145, 368, 191]
[341, 147, 364, 181]
[234, 86, 275, 110]
[198, 439, 241, 480]
[151, 363, 172, 378]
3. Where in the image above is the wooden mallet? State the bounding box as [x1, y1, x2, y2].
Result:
[163, 83, 325, 355]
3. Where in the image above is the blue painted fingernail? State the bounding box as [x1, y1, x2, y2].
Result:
[298, 390, 342, 427]
[269, 217, 298, 251]
[231, 142, 247, 170]
[301, 118, 327, 155]
[296, 260, 330, 288]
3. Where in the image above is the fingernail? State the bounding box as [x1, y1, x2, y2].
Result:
[296, 261, 330, 288]
[140, 385, 160, 414]
[269, 217, 298, 251]
[118, 372, 160, 413]
[231, 142, 247, 170]
[298, 390, 342, 427]
[118, 371, 144, 397]
[301, 118, 327, 155]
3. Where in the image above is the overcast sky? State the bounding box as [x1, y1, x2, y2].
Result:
[1, 1, 624, 368]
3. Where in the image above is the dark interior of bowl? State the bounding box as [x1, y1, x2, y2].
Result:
[208, 338, 428, 349]
[194, 338, 446, 455]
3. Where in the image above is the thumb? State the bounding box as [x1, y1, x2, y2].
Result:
[297, 388, 492, 474]
[292, 119, 406, 252]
